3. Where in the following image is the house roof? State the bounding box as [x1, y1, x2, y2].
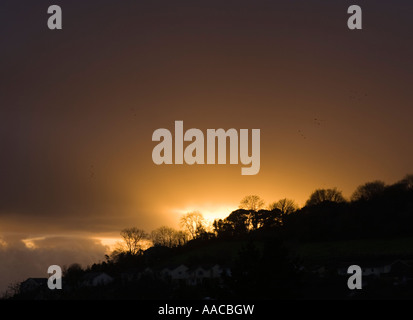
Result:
[22, 278, 47, 285]
[161, 264, 188, 271]
[82, 272, 113, 281]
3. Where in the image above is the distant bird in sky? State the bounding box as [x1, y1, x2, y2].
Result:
[313, 118, 325, 126]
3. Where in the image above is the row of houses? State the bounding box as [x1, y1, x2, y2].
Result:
[307, 259, 413, 287]
[20, 259, 413, 294]
[20, 272, 115, 293]
[336, 259, 411, 278]
[160, 264, 231, 286]
[20, 264, 231, 293]
[120, 264, 231, 286]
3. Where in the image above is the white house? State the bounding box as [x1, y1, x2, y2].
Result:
[120, 269, 141, 283]
[188, 266, 210, 285]
[362, 265, 392, 277]
[160, 264, 231, 285]
[337, 262, 393, 277]
[189, 264, 229, 283]
[82, 272, 114, 287]
[161, 264, 189, 281]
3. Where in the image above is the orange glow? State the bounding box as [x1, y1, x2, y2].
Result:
[0, 238, 7, 249]
[21, 237, 46, 249]
[93, 237, 122, 253]
[172, 203, 238, 227]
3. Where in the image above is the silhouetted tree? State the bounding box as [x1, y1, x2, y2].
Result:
[398, 174, 413, 190]
[174, 230, 190, 246]
[180, 212, 206, 240]
[252, 208, 282, 230]
[2, 282, 21, 299]
[120, 227, 147, 255]
[212, 209, 251, 237]
[151, 226, 188, 247]
[63, 263, 84, 287]
[351, 180, 386, 201]
[226, 209, 250, 235]
[239, 195, 267, 230]
[213, 208, 281, 236]
[151, 226, 175, 247]
[239, 195, 265, 211]
[269, 198, 298, 215]
[305, 188, 345, 206]
[213, 218, 233, 238]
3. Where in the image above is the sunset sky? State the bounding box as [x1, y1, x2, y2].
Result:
[1, 0, 413, 293]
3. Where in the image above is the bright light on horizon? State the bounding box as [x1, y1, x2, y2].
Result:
[92, 237, 122, 253]
[172, 203, 237, 227]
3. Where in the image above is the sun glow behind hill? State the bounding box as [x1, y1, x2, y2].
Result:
[91, 204, 239, 254]
[172, 203, 238, 228]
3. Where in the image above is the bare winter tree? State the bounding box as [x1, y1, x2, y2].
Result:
[119, 227, 147, 255]
[174, 230, 190, 246]
[351, 180, 386, 201]
[1, 281, 21, 299]
[305, 188, 346, 206]
[239, 195, 265, 211]
[180, 212, 206, 240]
[269, 198, 298, 215]
[239, 195, 266, 231]
[150, 226, 188, 247]
[151, 226, 175, 247]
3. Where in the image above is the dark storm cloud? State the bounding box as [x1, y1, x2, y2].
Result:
[0, 234, 108, 295]
[1, 0, 413, 233]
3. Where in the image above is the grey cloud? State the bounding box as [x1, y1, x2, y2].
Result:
[0, 235, 108, 295]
